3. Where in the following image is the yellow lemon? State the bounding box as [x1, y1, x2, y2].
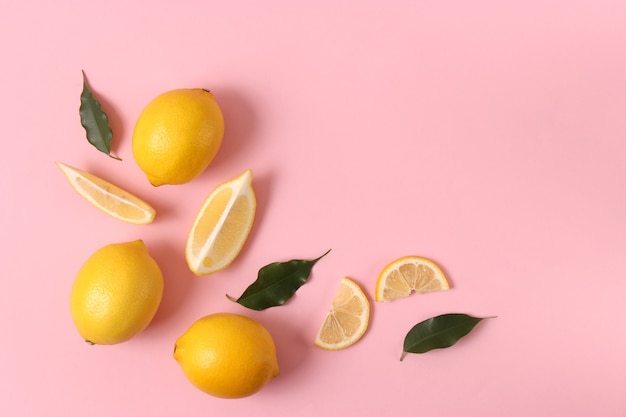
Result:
[132, 89, 224, 186]
[185, 169, 256, 275]
[173, 313, 279, 399]
[315, 277, 370, 350]
[70, 240, 164, 345]
[375, 255, 449, 302]
[55, 162, 156, 225]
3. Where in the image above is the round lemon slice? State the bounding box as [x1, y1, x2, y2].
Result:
[56, 162, 156, 225]
[185, 169, 256, 275]
[315, 277, 370, 350]
[375, 256, 449, 302]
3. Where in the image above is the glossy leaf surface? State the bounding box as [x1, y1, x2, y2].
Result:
[228, 249, 331, 310]
[401, 313, 491, 360]
[79, 71, 119, 160]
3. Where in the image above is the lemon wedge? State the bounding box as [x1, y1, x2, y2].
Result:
[185, 169, 256, 275]
[56, 162, 156, 225]
[375, 256, 449, 302]
[315, 277, 370, 350]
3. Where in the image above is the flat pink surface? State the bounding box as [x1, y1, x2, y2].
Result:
[2, 1, 625, 415]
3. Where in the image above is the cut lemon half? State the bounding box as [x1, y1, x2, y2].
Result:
[375, 256, 449, 302]
[314, 277, 370, 350]
[185, 169, 256, 275]
[56, 162, 156, 225]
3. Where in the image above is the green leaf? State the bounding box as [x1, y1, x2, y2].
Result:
[227, 249, 331, 311]
[401, 313, 493, 360]
[79, 70, 120, 160]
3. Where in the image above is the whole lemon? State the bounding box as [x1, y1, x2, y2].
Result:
[70, 240, 163, 345]
[132, 89, 224, 186]
[173, 313, 280, 398]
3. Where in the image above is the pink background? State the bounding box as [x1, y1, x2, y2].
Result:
[1, 1, 625, 416]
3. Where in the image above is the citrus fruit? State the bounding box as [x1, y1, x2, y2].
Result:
[375, 255, 449, 302]
[132, 88, 224, 186]
[173, 313, 279, 399]
[314, 277, 370, 350]
[56, 162, 156, 225]
[70, 240, 163, 345]
[185, 169, 255, 275]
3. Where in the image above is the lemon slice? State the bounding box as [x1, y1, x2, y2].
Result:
[185, 169, 256, 275]
[314, 277, 370, 350]
[56, 162, 156, 225]
[375, 256, 449, 302]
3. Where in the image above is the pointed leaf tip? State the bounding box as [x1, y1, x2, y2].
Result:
[313, 249, 332, 263]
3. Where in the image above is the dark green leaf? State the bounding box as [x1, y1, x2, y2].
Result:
[401, 313, 493, 360]
[79, 70, 120, 160]
[227, 249, 331, 310]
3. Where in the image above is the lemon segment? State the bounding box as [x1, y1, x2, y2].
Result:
[132, 88, 224, 186]
[70, 240, 163, 345]
[173, 313, 279, 398]
[56, 162, 156, 225]
[375, 256, 449, 302]
[314, 277, 370, 350]
[185, 169, 256, 275]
